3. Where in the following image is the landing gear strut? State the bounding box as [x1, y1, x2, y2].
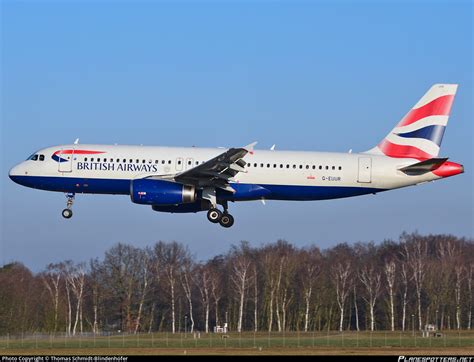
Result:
[206, 201, 235, 228]
[62, 193, 75, 219]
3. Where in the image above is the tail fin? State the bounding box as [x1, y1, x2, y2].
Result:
[367, 84, 458, 159]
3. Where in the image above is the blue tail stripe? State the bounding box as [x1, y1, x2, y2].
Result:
[396, 125, 445, 146]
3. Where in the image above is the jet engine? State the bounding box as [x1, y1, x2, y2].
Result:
[130, 179, 196, 205]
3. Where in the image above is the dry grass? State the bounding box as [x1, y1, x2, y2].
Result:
[2, 347, 474, 356]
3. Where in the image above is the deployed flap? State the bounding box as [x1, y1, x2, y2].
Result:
[173, 142, 257, 190]
[399, 157, 448, 176]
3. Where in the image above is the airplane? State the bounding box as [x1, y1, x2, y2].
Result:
[9, 84, 464, 228]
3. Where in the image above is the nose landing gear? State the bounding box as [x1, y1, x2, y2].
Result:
[62, 193, 75, 219]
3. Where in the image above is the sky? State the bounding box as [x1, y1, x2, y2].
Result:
[1, 0, 473, 272]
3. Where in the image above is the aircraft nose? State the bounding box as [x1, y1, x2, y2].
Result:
[9, 164, 22, 183]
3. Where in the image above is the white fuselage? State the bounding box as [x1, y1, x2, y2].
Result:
[9, 144, 443, 200]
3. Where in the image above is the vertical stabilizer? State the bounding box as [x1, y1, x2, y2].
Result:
[366, 84, 458, 159]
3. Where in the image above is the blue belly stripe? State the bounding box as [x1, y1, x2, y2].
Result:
[9, 175, 386, 201]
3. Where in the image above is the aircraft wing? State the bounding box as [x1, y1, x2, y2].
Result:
[173, 142, 257, 192]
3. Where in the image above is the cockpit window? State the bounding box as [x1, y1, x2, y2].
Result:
[39, 154, 45, 161]
[28, 154, 39, 161]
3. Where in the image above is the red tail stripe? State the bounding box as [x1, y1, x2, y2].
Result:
[54, 150, 105, 155]
[378, 139, 433, 160]
[397, 94, 454, 127]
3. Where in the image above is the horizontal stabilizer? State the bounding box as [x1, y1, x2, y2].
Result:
[399, 157, 448, 176]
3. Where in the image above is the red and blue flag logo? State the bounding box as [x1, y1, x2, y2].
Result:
[52, 150, 105, 163]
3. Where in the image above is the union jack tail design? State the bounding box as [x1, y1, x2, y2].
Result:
[367, 84, 458, 160]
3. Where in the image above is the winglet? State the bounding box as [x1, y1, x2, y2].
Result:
[244, 141, 258, 155]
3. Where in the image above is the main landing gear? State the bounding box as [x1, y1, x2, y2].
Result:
[62, 193, 75, 219]
[206, 202, 234, 228]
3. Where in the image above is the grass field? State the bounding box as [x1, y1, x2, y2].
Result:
[1, 331, 474, 355]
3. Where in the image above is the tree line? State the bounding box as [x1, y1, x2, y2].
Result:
[0, 232, 473, 335]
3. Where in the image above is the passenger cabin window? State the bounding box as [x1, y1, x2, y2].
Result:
[97, 158, 101, 162]
[85, 157, 88, 162]
[339, 166, 342, 170]
[91, 158, 94, 162]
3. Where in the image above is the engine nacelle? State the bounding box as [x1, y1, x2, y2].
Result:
[130, 179, 196, 205]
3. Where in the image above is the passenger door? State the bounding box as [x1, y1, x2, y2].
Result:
[58, 149, 74, 173]
[357, 157, 372, 183]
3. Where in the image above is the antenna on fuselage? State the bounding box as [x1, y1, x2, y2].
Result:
[74, 138, 80, 145]
[270, 144, 276, 151]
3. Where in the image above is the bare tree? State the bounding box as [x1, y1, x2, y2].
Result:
[359, 265, 382, 331]
[400, 262, 409, 331]
[468, 264, 473, 330]
[230, 243, 253, 333]
[181, 261, 195, 333]
[195, 265, 211, 333]
[331, 260, 352, 331]
[353, 284, 360, 331]
[262, 249, 279, 332]
[403, 236, 427, 330]
[300, 247, 321, 332]
[253, 264, 258, 332]
[89, 259, 102, 334]
[154, 241, 189, 334]
[209, 264, 223, 329]
[454, 265, 465, 330]
[41, 263, 62, 332]
[135, 249, 152, 334]
[384, 259, 396, 331]
[67, 262, 86, 336]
